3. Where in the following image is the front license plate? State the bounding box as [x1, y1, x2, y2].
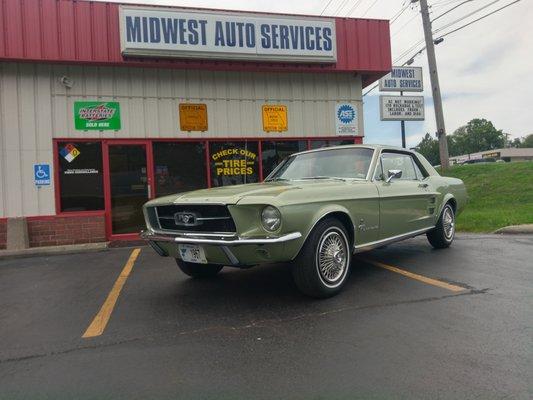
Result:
[178, 244, 207, 264]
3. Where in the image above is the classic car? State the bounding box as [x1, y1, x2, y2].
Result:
[141, 145, 467, 298]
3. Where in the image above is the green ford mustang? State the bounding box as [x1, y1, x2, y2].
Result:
[141, 144, 467, 298]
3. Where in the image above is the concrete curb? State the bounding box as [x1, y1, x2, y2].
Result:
[0, 242, 109, 260]
[494, 224, 533, 235]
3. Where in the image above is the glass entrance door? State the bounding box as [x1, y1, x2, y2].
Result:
[108, 144, 150, 235]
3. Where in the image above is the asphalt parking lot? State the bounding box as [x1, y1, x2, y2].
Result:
[0, 233, 531, 400]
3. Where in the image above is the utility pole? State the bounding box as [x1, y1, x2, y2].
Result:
[417, 0, 449, 169]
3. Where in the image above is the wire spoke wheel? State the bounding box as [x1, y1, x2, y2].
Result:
[442, 206, 455, 240]
[316, 229, 348, 287]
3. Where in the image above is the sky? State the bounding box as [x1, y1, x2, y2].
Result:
[99, 0, 532, 148]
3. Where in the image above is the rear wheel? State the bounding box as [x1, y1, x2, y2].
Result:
[292, 218, 352, 298]
[175, 259, 223, 278]
[427, 203, 455, 249]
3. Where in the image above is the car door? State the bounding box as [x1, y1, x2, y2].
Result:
[374, 151, 435, 239]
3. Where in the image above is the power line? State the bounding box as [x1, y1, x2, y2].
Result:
[436, 0, 522, 38]
[345, 0, 366, 16]
[320, 0, 336, 15]
[431, 0, 475, 22]
[390, 2, 412, 24]
[364, 0, 523, 96]
[433, 0, 503, 34]
[362, 0, 380, 17]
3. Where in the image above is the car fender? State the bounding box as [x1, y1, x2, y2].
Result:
[289, 204, 355, 259]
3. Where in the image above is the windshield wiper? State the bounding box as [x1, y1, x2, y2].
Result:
[298, 176, 347, 182]
[266, 177, 290, 182]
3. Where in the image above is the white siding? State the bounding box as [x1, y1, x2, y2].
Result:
[0, 62, 363, 217]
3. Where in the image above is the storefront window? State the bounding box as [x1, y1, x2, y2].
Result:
[310, 139, 355, 149]
[57, 141, 104, 211]
[209, 141, 259, 187]
[153, 142, 207, 196]
[261, 140, 308, 178]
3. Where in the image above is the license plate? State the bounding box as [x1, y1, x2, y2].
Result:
[178, 244, 207, 264]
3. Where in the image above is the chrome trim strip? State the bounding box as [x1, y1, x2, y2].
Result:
[353, 227, 434, 253]
[151, 229, 237, 238]
[196, 216, 232, 221]
[140, 230, 302, 246]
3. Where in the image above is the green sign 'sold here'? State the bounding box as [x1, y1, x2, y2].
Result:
[74, 102, 121, 130]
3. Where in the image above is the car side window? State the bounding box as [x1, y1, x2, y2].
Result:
[381, 153, 418, 181]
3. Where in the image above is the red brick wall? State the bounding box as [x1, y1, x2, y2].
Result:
[0, 218, 6, 249]
[27, 214, 106, 248]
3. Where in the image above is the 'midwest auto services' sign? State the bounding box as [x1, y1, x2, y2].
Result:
[119, 6, 336, 63]
[379, 67, 423, 92]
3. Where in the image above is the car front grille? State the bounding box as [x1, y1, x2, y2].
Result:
[148, 204, 236, 234]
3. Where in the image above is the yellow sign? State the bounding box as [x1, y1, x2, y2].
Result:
[179, 103, 208, 132]
[262, 105, 288, 132]
[212, 148, 257, 176]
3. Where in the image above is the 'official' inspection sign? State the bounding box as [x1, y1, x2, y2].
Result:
[119, 6, 337, 63]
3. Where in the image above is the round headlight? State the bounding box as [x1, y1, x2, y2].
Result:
[261, 206, 281, 232]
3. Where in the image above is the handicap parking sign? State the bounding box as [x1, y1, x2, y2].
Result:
[34, 164, 51, 186]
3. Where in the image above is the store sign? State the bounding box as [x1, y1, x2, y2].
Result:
[379, 67, 423, 92]
[380, 96, 425, 121]
[74, 102, 121, 130]
[119, 6, 336, 63]
[262, 105, 288, 132]
[335, 103, 359, 136]
[483, 152, 500, 159]
[179, 103, 208, 131]
[34, 164, 51, 186]
[212, 148, 257, 177]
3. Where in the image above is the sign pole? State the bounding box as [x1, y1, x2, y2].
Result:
[400, 91, 406, 148]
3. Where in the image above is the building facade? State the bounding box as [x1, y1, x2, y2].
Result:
[0, 0, 391, 247]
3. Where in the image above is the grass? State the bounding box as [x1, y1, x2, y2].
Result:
[442, 162, 533, 232]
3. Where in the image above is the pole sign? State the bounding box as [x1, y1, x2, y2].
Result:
[380, 95, 425, 121]
[379, 66, 423, 92]
[119, 6, 336, 63]
[335, 103, 359, 136]
[34, 164, 51, 186]
[74, 102, 121, 130]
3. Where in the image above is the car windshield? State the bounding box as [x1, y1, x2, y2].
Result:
[266, 147, 374, 181]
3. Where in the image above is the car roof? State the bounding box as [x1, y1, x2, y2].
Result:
[293, 144, 416, 157]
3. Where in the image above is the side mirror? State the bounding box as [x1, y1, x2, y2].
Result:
[386, 169, 402, 183]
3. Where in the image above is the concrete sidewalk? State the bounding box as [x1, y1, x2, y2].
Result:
[494, 224, 533, 235]
[0, 242, 108, 260]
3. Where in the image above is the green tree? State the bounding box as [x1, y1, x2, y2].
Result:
[414, 133, 440, 166]
[449, 118, 506, 156]
[520, 134, 533, 148]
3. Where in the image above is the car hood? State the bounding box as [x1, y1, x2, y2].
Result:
[146, 180, 357, 206]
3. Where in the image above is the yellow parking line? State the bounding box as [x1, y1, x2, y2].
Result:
[82, 248, 141, 338]
[360, 258, 465, 292]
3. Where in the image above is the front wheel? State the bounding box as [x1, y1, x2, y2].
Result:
[175, 259, 223, 279]
[292, 218, 352, 298]
[427, 203, 455, 249]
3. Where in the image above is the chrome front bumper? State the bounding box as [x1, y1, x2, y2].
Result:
[140, 230, 303, 265]
[140, 230, 302, 246]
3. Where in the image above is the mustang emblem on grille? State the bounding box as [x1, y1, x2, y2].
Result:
[174, 212, 201, 227]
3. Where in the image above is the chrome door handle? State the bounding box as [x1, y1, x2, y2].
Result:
[419, 183, 429, 188]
